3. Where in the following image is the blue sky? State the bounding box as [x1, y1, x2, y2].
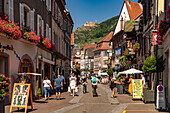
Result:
[65, 0, 138, 31]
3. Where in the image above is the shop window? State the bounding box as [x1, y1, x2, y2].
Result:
[23, 67, 28, 73]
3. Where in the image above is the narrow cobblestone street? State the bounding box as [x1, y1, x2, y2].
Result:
[52, 82, 117, 113]
[6, 81, 169, 113]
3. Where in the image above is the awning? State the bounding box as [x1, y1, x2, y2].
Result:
[119, 68, 143, 74]
[38, 56, 55, 65]
[17, 73, 41, 76]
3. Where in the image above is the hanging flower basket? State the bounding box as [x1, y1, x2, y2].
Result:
[0, 74, 11, 100]
[133, 41, 140, 53]
[158, 20, 170, 36]
[23, 32, 40, 43]
[50, 44, 56, 53]
[123, 49, 129, 56]
[42, 37, 52, 49]
[0, 18, 22, 40]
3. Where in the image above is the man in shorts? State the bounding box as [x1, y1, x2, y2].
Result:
[54, 75, 63, 100]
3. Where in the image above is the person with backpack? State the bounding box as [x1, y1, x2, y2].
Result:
[82, 74, 88, 93]
[69, 73, 77, 96]
[91, 74, 98, 96]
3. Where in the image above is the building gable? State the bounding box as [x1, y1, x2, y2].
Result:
[114, 2, 130, 36]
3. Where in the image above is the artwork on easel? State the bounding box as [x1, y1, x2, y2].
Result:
[10, 83, 31, 113]
[12, 84, 29, 106]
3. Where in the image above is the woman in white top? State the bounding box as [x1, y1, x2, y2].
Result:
[43, 76, 53, 100]
[69, 73, 77, 96]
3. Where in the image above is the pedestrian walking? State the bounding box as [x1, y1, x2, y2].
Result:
[43, 76, 53, 100]
[110, 78, 119, 98]
[128, 75, 133, 95]
[54, 75, 63, 100]
[82, 74, 88, 93]
[69, 73, 77, 96]
[60, 74, 66, 90]
[91, 75, 98, 96]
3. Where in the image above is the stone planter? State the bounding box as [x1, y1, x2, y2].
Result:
[0, 98, 5, 113]
[143, 87, 155, 103]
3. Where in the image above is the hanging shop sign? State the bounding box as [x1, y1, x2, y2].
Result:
[156, 85, 166, 110]
[132, 79, 143, 99]
[152, 31, 162, 45]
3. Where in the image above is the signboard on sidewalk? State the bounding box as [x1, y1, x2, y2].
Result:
[132, 79, 143, 99]
[10, 83, 31, 113]
[156, 85, 166, 110]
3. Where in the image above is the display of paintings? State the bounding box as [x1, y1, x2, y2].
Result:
[12, 84, 29, 106]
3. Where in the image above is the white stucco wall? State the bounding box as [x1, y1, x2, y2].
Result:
[114, 3, 130, 36]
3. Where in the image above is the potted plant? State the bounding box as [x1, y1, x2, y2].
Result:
[143, 88, 155, 103]
[37, 88, 41, 99]
[0, 74, 11, 113]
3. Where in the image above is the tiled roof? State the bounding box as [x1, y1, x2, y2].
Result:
[93, 46, 111, 52]
[125, 1, 143, 20]
[71, 33, 74, 45]
[125, 20, 138, 32]
[81, 43, 97, 53]
[98, 32, 113, 43]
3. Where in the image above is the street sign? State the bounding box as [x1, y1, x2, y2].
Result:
[156, 85, 166, 110]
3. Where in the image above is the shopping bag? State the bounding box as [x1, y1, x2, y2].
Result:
[75, 87, 78, 92]
[68, 87, 71, 92]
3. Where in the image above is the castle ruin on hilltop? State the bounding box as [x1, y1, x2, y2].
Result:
[84, 20, 98, 27]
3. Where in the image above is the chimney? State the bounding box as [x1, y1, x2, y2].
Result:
[121, 17, 124, 30]
[71, 33, 74, 45]
[95, 20, 97, 24]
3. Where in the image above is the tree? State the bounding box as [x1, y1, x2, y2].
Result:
[142, 55, 165, 73]
[142, 56, 156, 73]
[107, 68, 115, 76]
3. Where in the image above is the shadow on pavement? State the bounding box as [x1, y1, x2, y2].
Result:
[60, 97, 66, 100]
[33, 100, 48, 103]
[13, 109, 37, 112]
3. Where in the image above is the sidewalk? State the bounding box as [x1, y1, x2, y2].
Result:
[100, 83, 168, 113]
[5, 89, 78, 113]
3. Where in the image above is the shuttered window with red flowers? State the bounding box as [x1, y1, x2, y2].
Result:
[0, 0, 4, 15]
